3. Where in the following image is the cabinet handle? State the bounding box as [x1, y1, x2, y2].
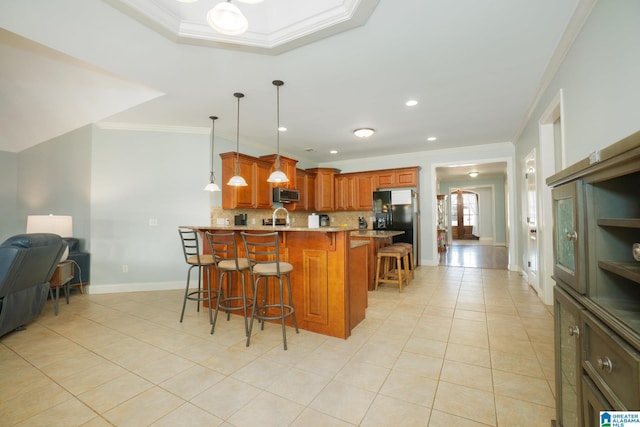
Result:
[568, 325, 580, 337]
[597, 356, 613, 374]
[633, 243, 640, 261]
[565, 231, 578, 242]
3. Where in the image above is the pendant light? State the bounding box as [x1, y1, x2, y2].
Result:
[227, 92, 248, 186]
[204, 115, 221, 192]
[267, 80, 289, 183]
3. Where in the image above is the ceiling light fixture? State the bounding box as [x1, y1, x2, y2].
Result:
[427, 136, 437, 141]
[204, 115, 221, 192]
[468, 171, 479, 178]
[207, 1, 249, 36]
[330, 150, 338, 154]
[267, 80, 289, 184]
[227, 93, 248, 186]
[353, 128, 375, 138]
[406, 100, 418, 107]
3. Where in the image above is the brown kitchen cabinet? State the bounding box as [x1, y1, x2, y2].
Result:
[221, 152, 272, 209]
[376, 167, 419, 188]
[355, 173, 375, 210]
[291, 168, 315, 211]
[335, 174, 356, 211]
[259, 154, 298, 189]
[307, 168, 339, 211]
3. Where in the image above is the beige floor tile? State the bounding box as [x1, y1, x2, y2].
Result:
[190, 376, 261, 419]
[309, 380, 376, 425]
[0, 266, 558, 427]
[16, 398, 97, 427]
[77, 372, 153, 413]
[151, 402, 224, 426]
[379, 369, 438, 407]
[392, 351, 443, 380]
[360, 394, 431, 426]
[103, 386, 184, 426]
[334, 360, 390, 393]
[227, 390, 304, 427]
[428, 409, 494, 426]
[433, 381, 496, 426]
[290, 408, 354, 427]
[495, 395, 555, 426]
[160, 364, 225, 400]
[266, 366, 331, 405]
[440, 360, 493, 392]
[492, 370, 555, 407]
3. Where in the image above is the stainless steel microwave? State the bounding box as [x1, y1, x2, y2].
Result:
[272, 187, 300, 203]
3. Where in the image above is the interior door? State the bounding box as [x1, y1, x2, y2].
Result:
[525, 150, 539, 292]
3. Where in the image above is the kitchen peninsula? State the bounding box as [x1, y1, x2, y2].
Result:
[186, 225, 368, 339]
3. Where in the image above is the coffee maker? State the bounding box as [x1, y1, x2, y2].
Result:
[358, 217, 368, 229]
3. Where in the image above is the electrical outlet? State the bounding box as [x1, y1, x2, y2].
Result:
[121, 264, 128, 273]
[149, 218, 158, 226]
[216, 218, 225, 225]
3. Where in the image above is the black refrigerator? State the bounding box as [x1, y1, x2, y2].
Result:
[373, 189, 419, 264]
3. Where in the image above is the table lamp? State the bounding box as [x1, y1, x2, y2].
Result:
[26, 214, 73, 261]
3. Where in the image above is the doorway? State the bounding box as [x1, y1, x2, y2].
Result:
[450, 189, 480, 240]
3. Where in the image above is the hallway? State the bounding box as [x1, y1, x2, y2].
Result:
[439, 241, 509, 270]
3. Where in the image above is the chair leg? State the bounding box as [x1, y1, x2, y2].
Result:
[206, 266, 213, 326]
[278, 276, 287, 350]
[180, 266, 193, 322]
[286, 274, 299, 334]
[240, 272, 249, 337]
[211, 270, 224, 334]
[246, 275, 260, 347]
[374, 255, 382, 290]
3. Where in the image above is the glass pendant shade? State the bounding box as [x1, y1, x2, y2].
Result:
[267, 79, 289, 183]
[228, 92, 248, 187]
[204, 116, 221, 192]
[267, 169, 288, 183]
[207, 1, 248, 36]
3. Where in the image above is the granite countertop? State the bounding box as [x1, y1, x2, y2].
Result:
[350, 230, 405, 238]
[350, 240, 369, 249]
[184, 225, 358, 232]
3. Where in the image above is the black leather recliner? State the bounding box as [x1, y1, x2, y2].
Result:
[0, 233, 65, 338]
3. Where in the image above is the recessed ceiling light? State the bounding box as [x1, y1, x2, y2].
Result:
[278, 126, 287, 131]
[427, 136, 437, 141]
[468, 171, 479, 178]
[330, 150, 338, 154]
[405, 100, 418, 107]
[353, 128, 375, 138]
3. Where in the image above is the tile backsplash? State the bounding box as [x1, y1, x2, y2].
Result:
[210, 206, 374, 229]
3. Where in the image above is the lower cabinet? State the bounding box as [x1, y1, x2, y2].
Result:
[554, 285, 583, 427]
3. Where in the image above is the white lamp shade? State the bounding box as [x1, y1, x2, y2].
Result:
[267, 169, 289, 183]
[227, 175, 248, 186]
[207, 2, 248, 36]
[204, 182, 221, 192]
[26, 215, 73, 237]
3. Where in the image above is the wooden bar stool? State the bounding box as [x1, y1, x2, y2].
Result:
[391, 242, 414, 280]
[375, 245, 410, 292]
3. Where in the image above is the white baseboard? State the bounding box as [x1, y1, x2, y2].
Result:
[86, 281, 184, 294]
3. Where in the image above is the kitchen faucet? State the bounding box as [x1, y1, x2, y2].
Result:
[272, 206, 290, 227]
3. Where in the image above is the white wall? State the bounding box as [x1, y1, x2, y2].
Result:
[0, 151, 19, 241]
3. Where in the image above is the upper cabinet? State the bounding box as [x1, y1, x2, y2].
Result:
[376, 167, 419, 188]
[259, 154, 298, 189]
[307, 168, 339, 212]
[220, 152, 272, 209]
[291, 168, 315, 212]
[334, 172, 376, 211]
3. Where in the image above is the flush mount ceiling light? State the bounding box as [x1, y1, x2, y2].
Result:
[427, 136, 437, 141]
[330, 150, 338, 154]
[207, 1, 249, 36]
[405, 100, 418, 107]
[267, 80, 289, 184]
[204, 116, 221, 192]
[227, 93, 248, 186]
[468, 171, 479, 178]
[353, 128, 375, 138]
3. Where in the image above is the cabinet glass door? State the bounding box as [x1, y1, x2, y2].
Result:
[553, 181, 585, 293]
